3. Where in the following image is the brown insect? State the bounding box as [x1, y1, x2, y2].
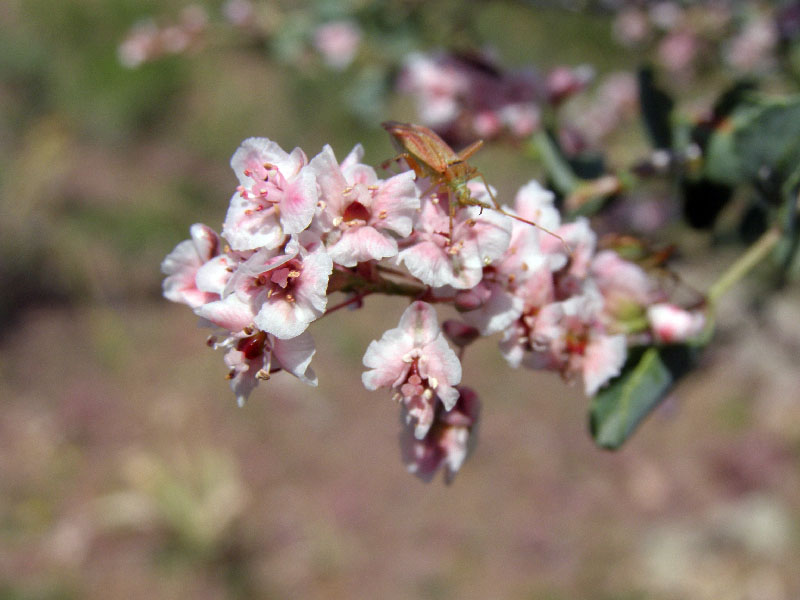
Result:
[382, 121, 565, 246]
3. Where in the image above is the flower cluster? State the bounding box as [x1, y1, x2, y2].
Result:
[397, 51, 593, 145]
[162, 131, 704, 482]
[118, 5, 208, 69]
[612, 1, 794, 78]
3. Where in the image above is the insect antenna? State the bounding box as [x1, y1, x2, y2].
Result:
[473, 173, 573, 257]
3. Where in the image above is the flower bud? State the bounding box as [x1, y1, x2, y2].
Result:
[442, 320, 480, 348]
[647, 303, 705, 344]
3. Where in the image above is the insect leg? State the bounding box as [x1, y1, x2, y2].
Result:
[475, 173, 573, 256]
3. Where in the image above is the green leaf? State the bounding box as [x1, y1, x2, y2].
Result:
[638, 67, 674, 149]
[711, 80, 757, 121]
[736, 98, 800, 183]
[704, 118, 745, 185]
[705, 95, 800, 187]
[589, 347, 673, 449]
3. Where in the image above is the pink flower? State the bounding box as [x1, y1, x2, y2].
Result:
[161, 223, 221, 309]
[362, 301, 462, 439]
[457, 199, 551, 335]
[725, 17, 777, 72]
[581, 332, 628, 396]
[498, 102, 540, 137]
[400, 386, 480, 484]
[591, 250, 663, 325]
[548, 219, 596, 283]
[216, 239, 332, 339]
[118, 20, 160, 68]
[397, 52, 471, 127]
[118, 6, 207, 68]
[193, 250, 260, 333]
[309, 144, 419, 267]
[536, 291, 627, 396]
[313, 20, 362, 70]
[397, 183, 512, 289]
[195, 291, 256, 334]
[613, 8, 650, 46]
[397, 50, 545, 142]
[219, 329, 317, 406]
[458, 278, 524, 336]
[223, 0, 254, 27]
[570, 72, 638, 146]
[545, 65, 594, 105]
[658, 30, 698, 74]
[512, 180, 568, 270]
[223, 138, 318, 251]
[501, 288, 627, 396]
[648, 303, 706, 344]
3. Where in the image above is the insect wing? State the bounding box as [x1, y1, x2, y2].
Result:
[382, 121, 456, 173]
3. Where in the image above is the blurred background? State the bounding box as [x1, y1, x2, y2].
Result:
[2, 1, 800, 598]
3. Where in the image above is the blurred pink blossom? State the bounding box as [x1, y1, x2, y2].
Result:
[313, 20, 362, 70]
[648, 303, 706, 344]
[118, 5, 207, 68]
[400, 386, 480, 484]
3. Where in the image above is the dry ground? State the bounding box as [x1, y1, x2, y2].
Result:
[2, 284, 799, 599]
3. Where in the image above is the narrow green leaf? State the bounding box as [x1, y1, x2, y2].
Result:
[638, 67, 674, 149]
[711, 80, 757, 120]
[589, 347, 673, 449]
[528, 129, 580, 196]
